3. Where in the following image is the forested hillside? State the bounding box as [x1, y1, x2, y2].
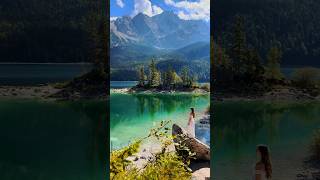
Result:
[0, 0, 92, 62]
[110, 42, 210, 82]
[213, 0, 320, 66]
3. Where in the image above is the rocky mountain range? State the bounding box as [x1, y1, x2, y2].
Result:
[110, 11, 210, 49]
[110, 11, 210, 81]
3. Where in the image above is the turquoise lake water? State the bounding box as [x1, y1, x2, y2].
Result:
[213, 101, 320, 180]
[110, 93, 210, 150]
[110, 81, 138, 89]
[0, 99, 106, 180]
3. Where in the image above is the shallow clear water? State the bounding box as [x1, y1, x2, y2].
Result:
[0, 63, 92, 85]
[110, 81, 138, 89]
[110, 93, 210, 150]
[213, 101, 320, 180]
[0, 99, 106, 180]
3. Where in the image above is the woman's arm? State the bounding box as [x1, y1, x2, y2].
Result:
[255, 174, 261, 180]
[188, 116, 191, 125]
[255, 163, 263, 180]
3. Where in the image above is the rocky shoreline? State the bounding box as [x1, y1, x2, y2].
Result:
[126, 141, 210, 180]
[0, 84, 108, 101]
[213, 86, 320, 102]
[1, 84, 319, 103]
[111, 86, 320, 102]
[0, 85, 60, 100]
[125, 120, 210, 179]
[0, 84, 208, 100]
[123, 113, 211, 179]
[110, 87, 210, 95]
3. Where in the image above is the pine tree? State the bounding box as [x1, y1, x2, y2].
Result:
[181, 66, 189, 86]
[250, 49, 264, 77]
[265, 46, 283, 80]
[216, 45, 231, 69]
[172, 71, 182, 85]
[155, 70, 161, 87]
[138, 66, 146, 87]
[166, 69, 171, 86]
[161, 71, 167, 86]
[87, 0, 108, 78]
[245, 49, 264, 79]
[97, 17, 108, 77]
[148, 59, 160, 87]
[230, 15, 247, 75]
[166, 66, 174, 86]
[190, 74, 198, 87]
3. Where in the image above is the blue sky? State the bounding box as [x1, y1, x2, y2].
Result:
[110, 0, 210, 21]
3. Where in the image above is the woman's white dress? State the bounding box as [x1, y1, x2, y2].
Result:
[187, 115, 195, 137]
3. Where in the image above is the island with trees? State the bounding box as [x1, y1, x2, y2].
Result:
[213, 15, 320, 101]
[0, 0, 109, 100]
[123, 59, 210, 94]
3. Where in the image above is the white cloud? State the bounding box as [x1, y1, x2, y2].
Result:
[164, 0, 210, 21]
[110, 17, 119, 21]
[152, 5, 164, 15]
[132, 0, 163, 17]
[116, 0, 125, 8]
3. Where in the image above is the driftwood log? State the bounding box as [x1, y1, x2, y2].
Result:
[172, 124, 210, 161]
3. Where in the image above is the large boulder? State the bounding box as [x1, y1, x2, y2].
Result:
[172, 124, 210, 161]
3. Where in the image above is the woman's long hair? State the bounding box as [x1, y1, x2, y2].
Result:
[190, 108, 195, 118]
[257, 145, 272, 178]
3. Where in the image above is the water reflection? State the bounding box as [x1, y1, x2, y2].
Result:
[134, 94, 208, 117]
[214, 101, 320, 148]
[110, 94, 210, 148]
[213, 101, 320, 179]
[0, 100, 106, 180]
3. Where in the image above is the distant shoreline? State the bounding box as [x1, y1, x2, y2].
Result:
[0, 62, 92, 65]
[110, 87, 210, 95]
[0, 85, 318, 102]
[213, 86, 320, 102]
[1, 83, 319, 102]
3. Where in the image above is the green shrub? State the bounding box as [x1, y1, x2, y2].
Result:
[292, 67, 320, 88]
[110, 120, 193, 180]
[110, 140, 141, 179]
[141, 152, 191, 180]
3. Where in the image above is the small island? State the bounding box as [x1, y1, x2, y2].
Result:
[213, 15, 320, 102]
[112, 59, 210, 95]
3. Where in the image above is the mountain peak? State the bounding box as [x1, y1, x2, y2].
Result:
[111, 10, 209, 49]
[115, 16, 131, 23]
[161, 10, 175, 15]
[134, 12, 150, 19]
[155, 10, 179, 19]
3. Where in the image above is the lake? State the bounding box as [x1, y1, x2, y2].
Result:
[110, 81, 138, 89]
[110, 93, 210, 150]
[213, 101, 320, 180]
[0, 63, 92, 85]
[0, 99, 107, 180]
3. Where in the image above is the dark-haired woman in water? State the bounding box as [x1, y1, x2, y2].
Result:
[254, 145, 272, 180]
[187, 108, 195, 137]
